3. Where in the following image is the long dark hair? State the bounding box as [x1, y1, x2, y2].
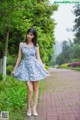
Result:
[24, 28, 38, 47]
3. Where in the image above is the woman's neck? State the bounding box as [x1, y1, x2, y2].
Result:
[26, 41, 33, 44]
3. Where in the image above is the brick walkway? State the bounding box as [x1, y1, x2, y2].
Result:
[26, 69, 80, 120]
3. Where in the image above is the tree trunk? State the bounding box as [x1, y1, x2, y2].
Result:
[3, 30, 9, 80]
[0, 50, 3, 73]
[0, 59, 3, 73]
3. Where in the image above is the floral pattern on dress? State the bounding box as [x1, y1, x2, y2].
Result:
[13, 43, 50, 81]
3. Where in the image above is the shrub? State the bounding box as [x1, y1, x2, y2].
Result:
[0, 75, 45, 119]
[54, 65, 60, 68]
[71, 58, 80, 62]
[60, 63, 69, 68]
[45, 65, 49, 70]
[7, 55, 17, 66]
[6, 65, 14, 75]
[0, 75, 27, 119]
[0, 73, 3, 80]
[68, 62, 80, 67]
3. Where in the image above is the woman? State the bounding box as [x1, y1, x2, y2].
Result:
[11, 28, 50, 116]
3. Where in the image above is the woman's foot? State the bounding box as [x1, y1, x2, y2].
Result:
[32, 111, 38, 116]
[27, 109, 31, 116]
[32, 108, 38, 116]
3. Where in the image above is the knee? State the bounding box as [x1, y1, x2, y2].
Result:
[33, 87, 38, 92]
[28, 88, 33, 94]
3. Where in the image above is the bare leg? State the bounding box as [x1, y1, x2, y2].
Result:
[26, 81, 33, 113]
[33, 81, 39, 113]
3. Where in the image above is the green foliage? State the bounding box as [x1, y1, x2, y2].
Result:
[55, 41, 72, 65]
[0, 0, 58, 65]
[0, 74, 3, 80]
[54, 65, 60, 68]
[71, 58, 80, 62]
[0, 75, 27, 119]
[73, 5, 80, 44]
[0, 75, 46, 119]
[69, 67, 80, 71]
[55, 40, 80, 65]
[60, 63, 69, 68]
[7, 54, 17, 66]
[6, 65, 13, 75]
[71, 67, 80, 71]
[56, 53, 64, 65]
[6, 55, 17, 75]
[55, 5, 80, 66]
[71, 44, 80, 58]
[45, 65, 49, 70]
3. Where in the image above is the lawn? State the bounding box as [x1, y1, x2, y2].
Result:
[0, 75, 45, 120]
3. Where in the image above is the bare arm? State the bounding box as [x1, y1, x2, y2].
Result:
[11, 42, 22, 74]
[36, 45, 44, 67]
[36, 44, 50, 75]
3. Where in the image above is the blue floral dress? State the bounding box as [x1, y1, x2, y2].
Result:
[13, 42, 50, 81]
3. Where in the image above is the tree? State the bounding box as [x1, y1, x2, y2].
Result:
[73, 5, 80, 44]
[71, 5, 80, 60]
[0, 0, 31, 78]
[6, 0, 58, 65]
[71, 44, 80, 59]
[55, 40, 73, 65]
[0, 0, 58, 78]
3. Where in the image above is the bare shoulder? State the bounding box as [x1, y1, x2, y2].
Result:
[35, 43, 39, 49]
[19, 42, 23, 47]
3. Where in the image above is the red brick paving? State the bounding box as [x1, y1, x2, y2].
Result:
[36, 69, 80, 120]
[25, 69, 80, 120]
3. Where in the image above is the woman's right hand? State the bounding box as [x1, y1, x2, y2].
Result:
[11, 71, 15, 76]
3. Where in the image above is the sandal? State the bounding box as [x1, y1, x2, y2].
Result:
[27, 111, 31, 116]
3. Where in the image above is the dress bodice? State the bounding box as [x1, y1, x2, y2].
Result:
[21, 43, 36, 60]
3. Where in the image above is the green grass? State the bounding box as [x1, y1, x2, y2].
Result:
[0, 75, 45, 120]
[59, 65, 80, 72]
[69, 67, 80, 71]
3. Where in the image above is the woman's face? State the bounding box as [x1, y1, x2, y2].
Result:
[27, 32, 34, 41]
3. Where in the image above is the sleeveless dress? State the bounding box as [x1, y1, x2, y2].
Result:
[13, 42, 50, 81]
